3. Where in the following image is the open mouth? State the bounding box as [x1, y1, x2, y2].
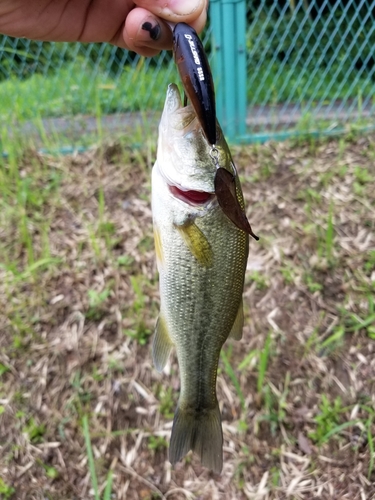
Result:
[169, 185, 214, 206]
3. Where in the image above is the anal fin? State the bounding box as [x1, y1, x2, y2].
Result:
[152, 314, 174, 372]
[228, 300, 244, 341]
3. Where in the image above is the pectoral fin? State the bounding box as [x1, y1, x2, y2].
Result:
[152, 315, 174, 372]
[176, 221, 213, 267]
[228, 300, 244, 341]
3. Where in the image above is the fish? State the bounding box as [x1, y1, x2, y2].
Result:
[151, 83, 250, 473]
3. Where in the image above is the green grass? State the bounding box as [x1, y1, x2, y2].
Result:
[83, 415, 113, 500]
[247, 61, 375, 106]
[257, 332, 271, 395]
[221, 347, 246, 411]
[0, 58, 177, 123]
[0, 478, 15, 499]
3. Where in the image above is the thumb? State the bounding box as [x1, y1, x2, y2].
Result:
[134, 0, 207, 29]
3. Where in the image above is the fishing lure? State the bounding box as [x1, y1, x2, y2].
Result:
[214, 166, 259, 241]
[172, 23, 217, 145]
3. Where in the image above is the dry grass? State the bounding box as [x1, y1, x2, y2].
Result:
[0, 132, 375, 499]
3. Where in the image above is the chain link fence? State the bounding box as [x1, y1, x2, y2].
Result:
[245, 0, 375, 140]
[1, 0, 375, 147]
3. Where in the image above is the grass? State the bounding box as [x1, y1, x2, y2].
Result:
[0, 59, 177, 122]
[83, 415, 113, 500]
[0, 130, 375, 498]
[247, 61, 375, 107]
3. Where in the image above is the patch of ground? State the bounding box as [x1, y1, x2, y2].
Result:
[0, 132, 374, 499]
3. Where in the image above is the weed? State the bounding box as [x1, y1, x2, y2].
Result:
[341, 296, 375, 338]
[280, 263, 298, 285]
[248, 270, 269, 290]
[309, 395, 352, 446]
[88, 288, 111, 309]
[157, 386, 175, 419]
[363, 250, 375, 274]
[0, 478, 15, 499]
[256, 386, 280, 436]
[256, 371, 290, 436]
[69, 371, 93, 415]
[124, 323, 151, 346]
[298, 187, 322, 205]
[0, 364, 10, 377]
[148, 435, 168, 452]
[319, 326, 346, 354]
[270, 466, 281, 487]
[221, 346, 245, 412]
[354, 166, 372, 185]
[238, 349, 258, 371]
[323, 203, 335, 263]
[123, 275, 154, 345]
[257, 332, 271, 395]
[259, 161, 275, 180]
[23, 417, 46, 443]
[86, 287, 112, 320]
[303, 312, 326, 355]
[116, 255, 135, 268]
[130, 275, 146, 313]
[82, 415, 113, 500]
[367, 418, 374, 480]
[36, 459, 59, 479]
[138, 235, 154, 254]
[304, 274, 323, 293]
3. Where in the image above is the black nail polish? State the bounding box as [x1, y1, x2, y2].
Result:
[141, 22, 161, 41]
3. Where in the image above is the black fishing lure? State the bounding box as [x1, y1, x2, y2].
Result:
[172, 23, 217, 145]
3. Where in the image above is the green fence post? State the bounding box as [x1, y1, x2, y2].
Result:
[210, 0, 247, 143]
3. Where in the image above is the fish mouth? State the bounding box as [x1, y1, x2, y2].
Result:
[169, 184, 215, 206]
[159, 84, 218, 207]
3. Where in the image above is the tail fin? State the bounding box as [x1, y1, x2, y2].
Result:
[169, 403, 223, 473]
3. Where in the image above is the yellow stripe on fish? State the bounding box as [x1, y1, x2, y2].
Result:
[153, 226, 164, 266]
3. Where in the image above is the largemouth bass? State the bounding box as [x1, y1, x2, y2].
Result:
[152, 83, 250, 473]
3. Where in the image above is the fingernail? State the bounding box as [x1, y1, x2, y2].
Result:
[165, 0, 202, 16]
[141, 21, 161, 41]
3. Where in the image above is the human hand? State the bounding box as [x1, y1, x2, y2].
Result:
[0, 0, 208, 56]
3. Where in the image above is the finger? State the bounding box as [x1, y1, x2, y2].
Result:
[122, 8, 173, 56]
[185, 5, 207, 35]
[134, 0, 207, 31]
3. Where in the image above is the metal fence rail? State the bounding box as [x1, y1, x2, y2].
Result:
[1, 0, 375, 146]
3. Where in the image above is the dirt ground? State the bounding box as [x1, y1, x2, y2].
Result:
[0, 132, 374, 499]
